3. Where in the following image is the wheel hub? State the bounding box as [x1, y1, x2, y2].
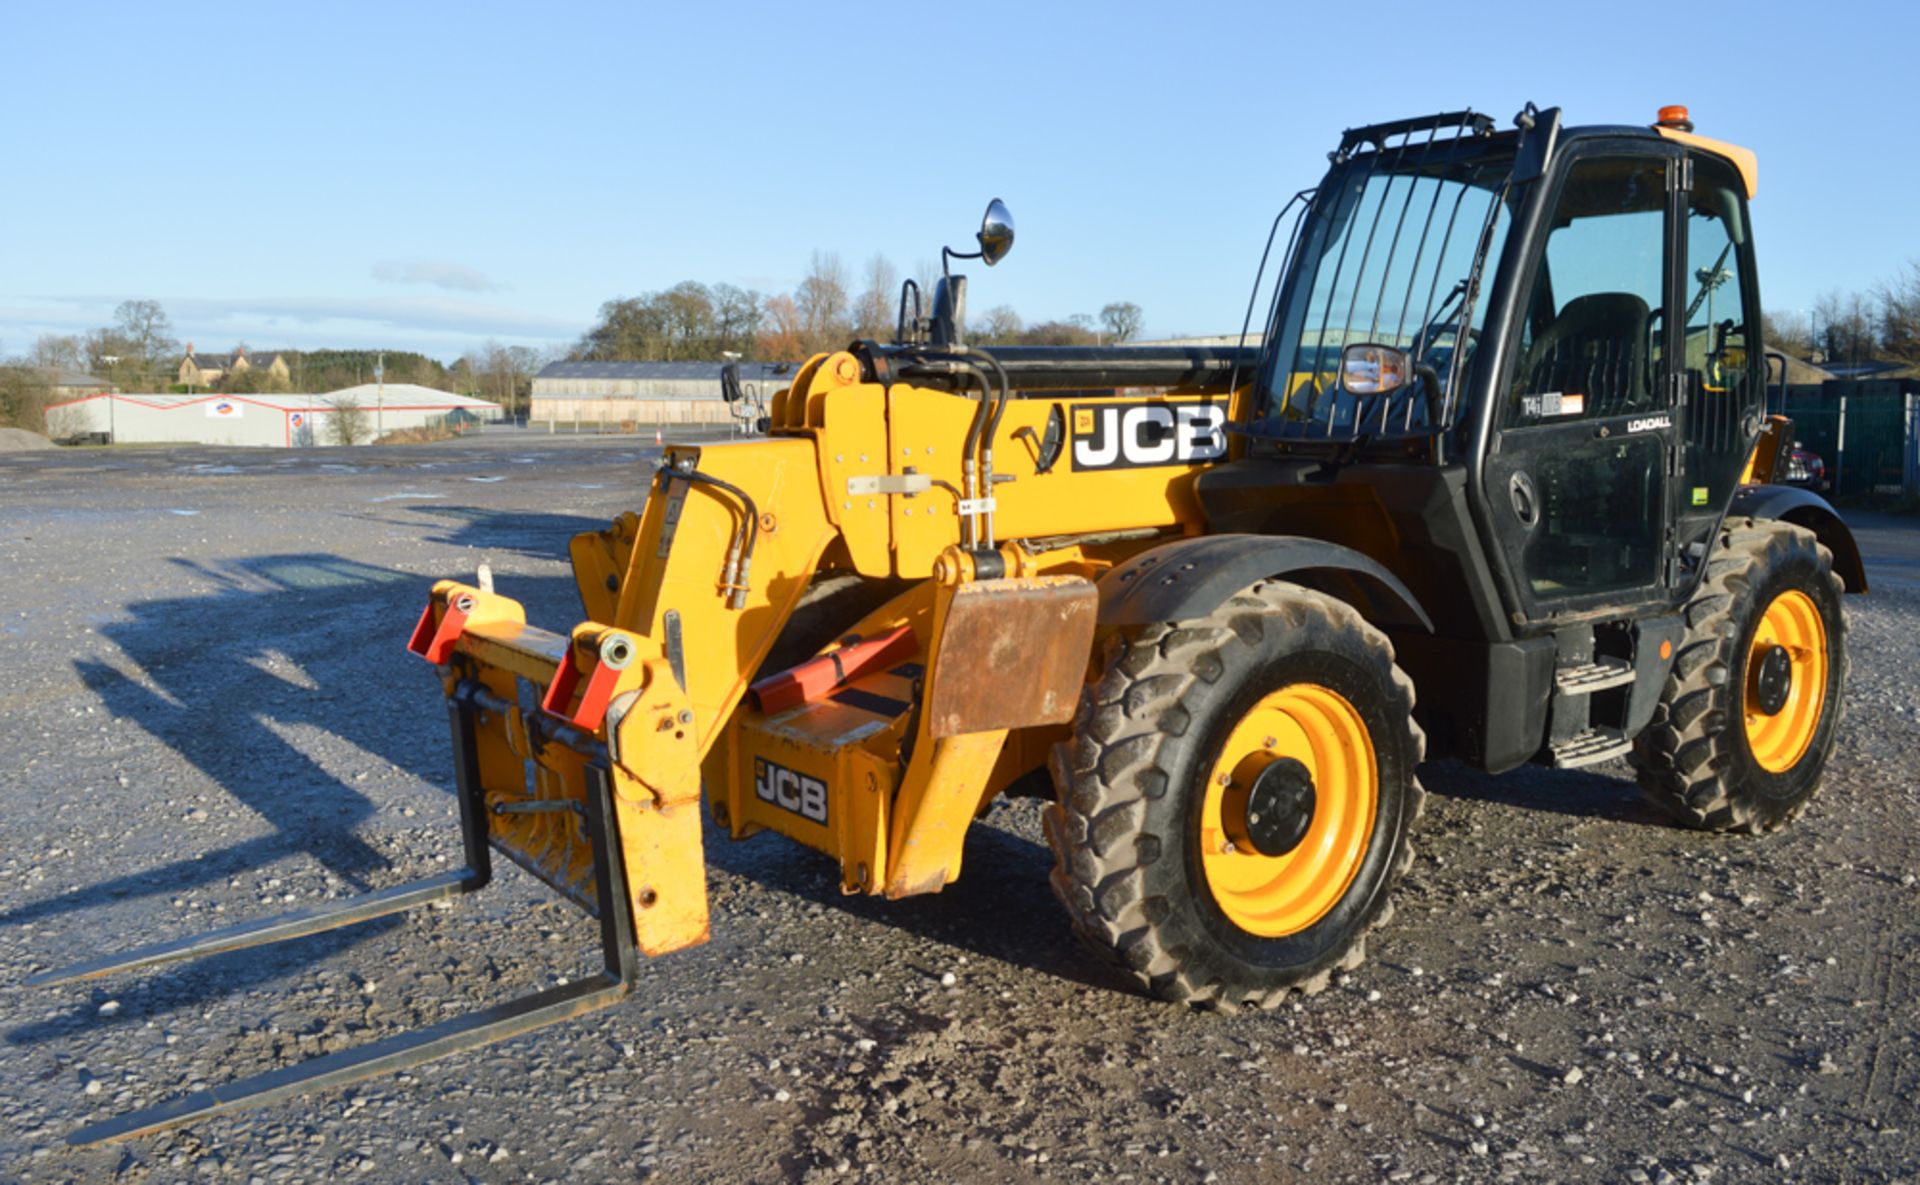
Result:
[1751, 643, 1793, 716]
[1237, 758, 1317, 857]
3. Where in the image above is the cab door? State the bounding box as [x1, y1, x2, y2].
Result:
[1481, 142, 1683, 622]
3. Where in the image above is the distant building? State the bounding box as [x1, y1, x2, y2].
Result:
[530, 360, 798, 427]
[37, 368, 119, 400]
[44, 384, 502, 447]
[178, 344, 292, 388]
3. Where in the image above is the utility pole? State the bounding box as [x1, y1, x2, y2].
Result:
[101, 355, 120, 443]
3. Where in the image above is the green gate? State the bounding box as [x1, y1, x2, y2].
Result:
[1778, 380, 1917, 499]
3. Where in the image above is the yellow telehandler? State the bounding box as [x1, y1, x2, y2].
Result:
[35, 103, 1865, 1143]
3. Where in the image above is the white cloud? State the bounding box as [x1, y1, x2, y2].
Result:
[370, 258, 499, 293]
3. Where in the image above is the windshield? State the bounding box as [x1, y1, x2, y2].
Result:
[1253, 142, 1515, 440]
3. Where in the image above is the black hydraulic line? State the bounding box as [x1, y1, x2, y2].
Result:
[679, 468, 760, 607]
[870, 343, 1255, 393]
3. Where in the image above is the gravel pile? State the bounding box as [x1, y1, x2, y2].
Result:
[0, 427, 54, 452]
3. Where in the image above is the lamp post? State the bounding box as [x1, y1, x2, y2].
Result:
[100, 355, 120, 442]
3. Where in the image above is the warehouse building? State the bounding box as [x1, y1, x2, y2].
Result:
[530, 360, 797, 428]
[44, 385, 502, 447]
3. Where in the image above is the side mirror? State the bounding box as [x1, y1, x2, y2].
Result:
[720, 361, 743, 404]
[1340, 343, 1411, 396]
[977, 199, 1015, 266]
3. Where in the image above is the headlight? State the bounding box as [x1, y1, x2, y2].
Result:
[1340, 344, 1411, 396]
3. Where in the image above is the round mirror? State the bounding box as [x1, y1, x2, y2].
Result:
[977, 198, 1015, 266]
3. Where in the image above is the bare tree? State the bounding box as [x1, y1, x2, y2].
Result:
[796, 251, 851, 356]
[113, 299, 179, 385]
[30, 334, 83, 371]
[854, 255, 899, 341]
[1100, 301, 1144, 344]
[1762, 310, 1815, 359]
[711, 283, 764, 356]
[327, 397, 370, 445]
[1813, 291, 1875, 369]
[976, 305, 1024, 345]
[758, 293, 805, 360]
[1877, 259, 1920, 368]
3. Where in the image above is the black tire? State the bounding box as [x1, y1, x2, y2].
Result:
[1630, 518, 1848, 833]
[1046, 582, 1425, 1011]
[755, 572, 906, 681]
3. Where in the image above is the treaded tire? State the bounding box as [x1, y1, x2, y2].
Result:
[1045, 582, 1425, 1011]
[1629, 517, 1848, 833]
[755, 572, 906, 680]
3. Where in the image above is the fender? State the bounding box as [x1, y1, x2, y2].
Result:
[1097, 534, 1434, 632]
[1729, 484, 1868, 593]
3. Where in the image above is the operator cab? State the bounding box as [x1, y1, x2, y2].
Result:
[1206, 104, 1774, 771]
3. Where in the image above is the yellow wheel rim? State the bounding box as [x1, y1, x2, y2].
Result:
[1744, 588, 1829, 774]
[1200, 684, 1376, 938]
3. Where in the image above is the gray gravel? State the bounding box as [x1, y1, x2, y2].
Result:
[1, 435, 1916, 1183]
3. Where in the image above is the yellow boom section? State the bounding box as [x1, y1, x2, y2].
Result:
[425, 353, 1234, 963]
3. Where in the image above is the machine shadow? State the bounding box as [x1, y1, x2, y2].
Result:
[1417, 757, 1669, 826]
[2, 552, 582, 936]
[403, 504, 632, 563]
[704, 800, 1140, 999]
[5, 920, 402, 1047]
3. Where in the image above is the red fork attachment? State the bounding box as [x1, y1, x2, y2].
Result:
[541, 631, 636, 731]
[406, 589, 473, 663]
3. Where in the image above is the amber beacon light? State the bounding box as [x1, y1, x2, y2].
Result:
[1656, 104, 1694, 132]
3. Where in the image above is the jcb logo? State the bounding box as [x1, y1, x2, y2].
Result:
[754, 758, 828, 824]
[1071, 402, 1227, 471]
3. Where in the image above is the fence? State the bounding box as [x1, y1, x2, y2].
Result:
[1777, 381, 1919, 500]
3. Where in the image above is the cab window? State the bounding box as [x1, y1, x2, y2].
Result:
[1506, 156, 1668, 425]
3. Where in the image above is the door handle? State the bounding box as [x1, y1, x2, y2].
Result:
[1509, 471, 1539, 527]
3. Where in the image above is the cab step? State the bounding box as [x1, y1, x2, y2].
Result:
[1550, 727, 1632, 769]
[1554, 658, 1635, 695]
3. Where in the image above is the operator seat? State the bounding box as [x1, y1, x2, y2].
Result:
[1518, 291, 1651, 416]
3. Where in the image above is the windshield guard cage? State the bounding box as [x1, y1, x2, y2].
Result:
[1243, 109, 1516, 445]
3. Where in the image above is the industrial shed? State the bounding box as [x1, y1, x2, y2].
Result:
[530, 360, 797, 428]
[44, 386, 502, 448]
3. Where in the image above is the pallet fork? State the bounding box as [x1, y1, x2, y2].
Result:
[28, 688, 640, 1145]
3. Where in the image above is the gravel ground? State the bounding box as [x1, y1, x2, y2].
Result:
[1, 433, 1916, 1184]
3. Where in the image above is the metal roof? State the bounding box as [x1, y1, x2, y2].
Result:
[321, 383, 501, 408]
[38, 368, 114, 388]
[536, 360, 798, 382]
[52, 388, 501, 412]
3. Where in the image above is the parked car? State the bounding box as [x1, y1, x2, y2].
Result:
[1783, 441, 1830, 492]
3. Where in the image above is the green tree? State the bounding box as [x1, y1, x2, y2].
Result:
[0, 365, 54, 431]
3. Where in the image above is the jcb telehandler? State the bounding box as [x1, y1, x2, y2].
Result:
[35, 103, 1864, 1143]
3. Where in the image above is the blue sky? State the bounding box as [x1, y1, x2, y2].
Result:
[1, 0, 1912, 361]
